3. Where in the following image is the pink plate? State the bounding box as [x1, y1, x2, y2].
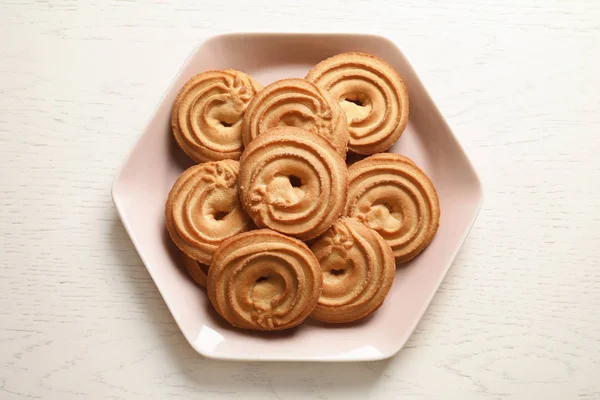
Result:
[112, 33, 483, 362]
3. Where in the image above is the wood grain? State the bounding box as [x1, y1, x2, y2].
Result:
[1, 0, 599, 398]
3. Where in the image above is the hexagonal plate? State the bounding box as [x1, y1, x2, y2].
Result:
[112, 33, 482, 362]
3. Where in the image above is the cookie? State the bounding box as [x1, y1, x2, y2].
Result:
[207, 229, 322, 331]
[165, 160, 252, 265]
[239, 126, 348, 241]
[241, 78, 348, 155]
[310, 218, 395, 323]
[171, 70, 262, 162]
[306, 52, 409, 154]
[181, 253, 209, 287]
[345, 153, 440, 263]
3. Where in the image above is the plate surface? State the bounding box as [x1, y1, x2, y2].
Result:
[112, 33, 482, 362]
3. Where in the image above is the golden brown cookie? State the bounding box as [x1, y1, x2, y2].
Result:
[181, 253, 209, 287]
[310, 218, 395, 323]
[345, 153, 440, 263]
[241, 78, 348, 155]
[306, 52, 409, 155]
[207, 229, 323, 331]
[239, 126, 348, 241]
[172, 70, 262, 162]
[165, 160, 252, 265]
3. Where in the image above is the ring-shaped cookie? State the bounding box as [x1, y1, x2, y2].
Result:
[239, 127, 348, 241]
[306, 52, 409, 154]
[172, 70, 262, 162]
[208, 230, 322, 331]
[241, 78, 348, 155]
[345, 153, 440, 263]
[310, 218, 395, 323]
[165, 160, 252, 265]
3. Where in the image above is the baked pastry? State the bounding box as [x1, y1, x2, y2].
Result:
[181, 253, 209, 287]
[241, 78, 348, 155]
[238, 126, 348, 241]
[306, 52, 409, 154]
[310, 218, 395, 323]
[165, 160, 252, 265]
[345, 153, 440, 263]
[172, 70, 261, 162]
[207, 229, 322, 331]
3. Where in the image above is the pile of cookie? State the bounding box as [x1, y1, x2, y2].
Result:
[166, 52, 440, 331]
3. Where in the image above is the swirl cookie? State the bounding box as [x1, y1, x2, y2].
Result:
[345, 153, 440, 263]
[241, 78, 348, 155]
[310, 218, 395, 323]
[181, 253, 209, 287]
[239, 126, 348, 241]
[165, 160, 252, 265]
[172, 70, 262, 162]
[207, 230, 322, 331]
[306, 52, 409, 154]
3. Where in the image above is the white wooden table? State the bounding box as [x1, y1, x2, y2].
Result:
[1, 1, 599, 398]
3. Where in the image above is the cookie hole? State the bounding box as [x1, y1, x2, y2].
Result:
[255, 276, 269, 284]
[219, 120, 233, 127]
[213, 211, 229, 221]
[329, 269, 345, 276]
[288, 175, 302, 188]
[345, 97, 365, 107]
